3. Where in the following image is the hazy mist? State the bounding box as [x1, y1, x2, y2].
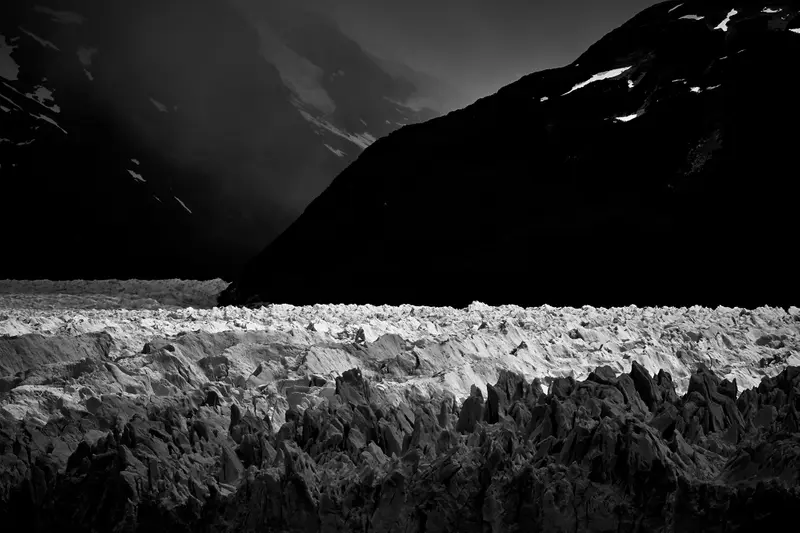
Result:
[299, 0, 662, 109]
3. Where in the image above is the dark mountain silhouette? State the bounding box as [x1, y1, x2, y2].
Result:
[221, 0, 800, 309]
[0, 0, 440, 281]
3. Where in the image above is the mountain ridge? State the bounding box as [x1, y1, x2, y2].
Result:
[221, 0, 800, 309]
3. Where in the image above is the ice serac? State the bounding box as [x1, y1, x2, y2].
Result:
[0, 324, 800, 533]
[222, 0, 800, 309]
[1, 284, 800, 530]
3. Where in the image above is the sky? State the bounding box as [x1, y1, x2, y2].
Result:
[304, 0, 663, 107]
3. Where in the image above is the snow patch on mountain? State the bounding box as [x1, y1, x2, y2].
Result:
[18, 27, 59, 51]
[668, 3, 683, 14]
[149, 98, 168, 113]
[77, 46, 97, 66]
[762, 7, 781, 14]
[615, 113, 640, 122]
[28, 86, 59, 113]
[30, 112, 66, 134]
[679, 14, 705, 21]
[790, 28, 800, 34]
[0, 35, 19, 81]
[77, 47, 98, 81]
[297, 108, 376, 150]
[174, 196, 192, 214]
[324, 144, 345, 157]
[127, 169, 145, 183]
[714, 9, 738, 31]
[349, 131, 376, 149]
[2, 80, 59, 114]
[33, 6, 86, 25]
[562, 66, 632, 96]
[0, 92, 21, 110]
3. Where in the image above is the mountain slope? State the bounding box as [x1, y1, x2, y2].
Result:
[221, 0, 800, 308]
[0, 0, 438, 281]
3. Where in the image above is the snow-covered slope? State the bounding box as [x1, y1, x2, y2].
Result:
[0, 0, 442, 281]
